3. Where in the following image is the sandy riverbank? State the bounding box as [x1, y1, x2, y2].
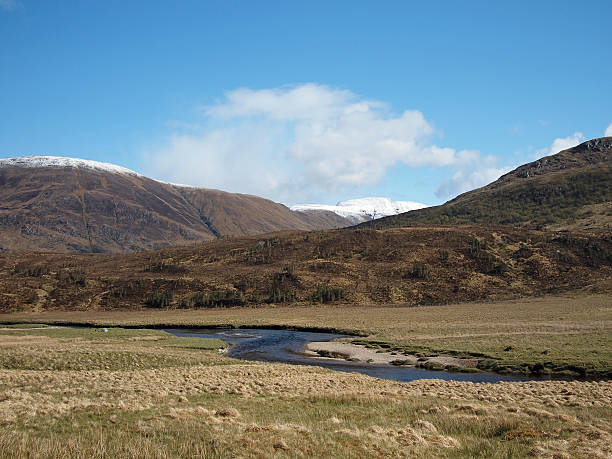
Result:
[305, 341, 479, 369]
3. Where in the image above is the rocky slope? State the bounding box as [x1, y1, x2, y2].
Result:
[0, 157, 351, 253]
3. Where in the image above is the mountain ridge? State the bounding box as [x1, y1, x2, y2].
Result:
[0, 156, 351, 253]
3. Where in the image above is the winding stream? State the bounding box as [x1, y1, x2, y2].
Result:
[166, 327, 535, 383]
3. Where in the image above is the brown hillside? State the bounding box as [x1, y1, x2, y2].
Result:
[176, 187, 349, 237]
[0, 161, 351, 253]
[360, 137, 612, 231]
[1, 225, 610, 312]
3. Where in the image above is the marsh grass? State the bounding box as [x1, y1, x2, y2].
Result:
[0, 299, 611, 457]
[3, 294, 609, 377]
[0, 328, 226, 371]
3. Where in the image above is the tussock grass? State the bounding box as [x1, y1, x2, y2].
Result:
[0, 325, 611, 457]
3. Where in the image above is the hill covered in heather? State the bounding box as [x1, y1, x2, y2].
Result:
[1, 224, 610, 312]
[359, 137, 612, 232]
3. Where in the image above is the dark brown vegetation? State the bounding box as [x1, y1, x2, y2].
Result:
[0, 224, 610, 312]
[360, 137, 612, 231]
[0, 164, 350, 253]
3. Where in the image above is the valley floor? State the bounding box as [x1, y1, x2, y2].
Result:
[0, 294, 611, 457]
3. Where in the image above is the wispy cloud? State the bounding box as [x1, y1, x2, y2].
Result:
[0, 0, 20, 11]
[145, 83, 505, 203]
[605, 122, 612, 137]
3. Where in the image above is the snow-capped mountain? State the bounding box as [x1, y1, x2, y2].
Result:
[0, 155, 142, 177]
[0, 155, 352, 253]
[291, 197, 429, 224]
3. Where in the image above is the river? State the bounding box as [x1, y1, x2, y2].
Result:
[166, 327, 536, 383]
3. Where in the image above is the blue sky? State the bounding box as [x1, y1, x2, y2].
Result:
[1, 0, 611, 206]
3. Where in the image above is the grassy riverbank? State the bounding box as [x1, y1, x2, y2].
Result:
[2, 294, 610, 378]
[0, 324, 610, 458]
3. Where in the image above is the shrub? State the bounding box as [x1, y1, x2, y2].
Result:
[233, 278, 252, 292]
[191, 290, 245, 308]
[491, 262, 508, 275]
[266, 266, 300, 303]
[273, 266, 297, 285]
[411, 263, 429, 279]
[470, 237, 485, 256]
[143, 261, 187, 274]
[311, 285, 344, 303]
[110, 280, 143, 298]
[268, 288, 296, 303]
[255, 237, 280, 249]
[12, 264, 50, 277]
[513, 246, 533, 259]
[145, 290, 174, 308]
[56, 269, 86, 287]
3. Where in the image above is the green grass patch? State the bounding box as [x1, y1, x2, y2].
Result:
[0, 327, 227, 371]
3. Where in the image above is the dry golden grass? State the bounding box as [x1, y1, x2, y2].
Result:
[0, 325, 611, 458]
[0, 293, 611, 457]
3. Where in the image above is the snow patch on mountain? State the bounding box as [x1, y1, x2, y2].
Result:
[0, 156, 214, 189]
[291, 197, 429, 223]
[0, 156, 141, 176]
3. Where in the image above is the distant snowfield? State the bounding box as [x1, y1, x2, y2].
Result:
[291, 197, 429, 223]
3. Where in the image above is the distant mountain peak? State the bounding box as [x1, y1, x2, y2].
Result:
[0, 155, 141, 177]
[291, 197, 429, 223]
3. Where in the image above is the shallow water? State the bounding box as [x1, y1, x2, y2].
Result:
[166, 327, 536, 383]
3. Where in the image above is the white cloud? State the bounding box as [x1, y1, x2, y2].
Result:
[146, 83, 502, 203]
[0, 0, 19, 11]
[435, 128, 602, 199]
[534, 132, 585, 159]
[435, 154, 512, 198]
[435, 130, 593, 202]
[605, 122, 612, 137]
[436, 131, 589, 200]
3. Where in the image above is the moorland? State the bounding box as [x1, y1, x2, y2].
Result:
[0, 138, 611, 457]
